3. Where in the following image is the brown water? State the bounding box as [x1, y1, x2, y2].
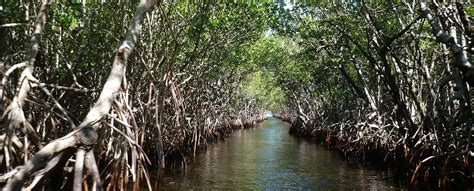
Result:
[161, 117, 404, 190]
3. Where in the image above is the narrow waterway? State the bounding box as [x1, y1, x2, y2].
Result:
[161, 117, 403, 190]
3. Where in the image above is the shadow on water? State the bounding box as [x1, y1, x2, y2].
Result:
[160, 117, 404, 190]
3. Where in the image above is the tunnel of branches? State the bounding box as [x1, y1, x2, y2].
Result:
[0, 1, 473, 190]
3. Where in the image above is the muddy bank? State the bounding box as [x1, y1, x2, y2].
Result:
[273, 113, 472, 190]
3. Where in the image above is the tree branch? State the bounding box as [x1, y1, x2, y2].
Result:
[1, 0, 52, 174]
[421, 2, 474, 85]
[2, 0, 160, 189]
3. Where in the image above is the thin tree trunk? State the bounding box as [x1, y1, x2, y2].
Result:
[2, 0, 159, 190]
[421, 3, 474, 86]
[1, 0, 52, 173]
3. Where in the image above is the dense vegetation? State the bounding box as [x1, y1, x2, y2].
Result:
[0, 1, 268, 190]
[0, 1, 472, 190]
[270, 2, 473, 190]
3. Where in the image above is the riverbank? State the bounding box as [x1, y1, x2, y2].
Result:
[149, 114, 267, 189]
[162, 114, 267, 169]
[273, 113, 472, 190]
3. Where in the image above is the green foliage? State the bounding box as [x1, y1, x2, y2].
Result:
[240, 70, 285, 111]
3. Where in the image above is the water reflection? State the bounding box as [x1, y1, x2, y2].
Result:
[162, 117, 403, 190]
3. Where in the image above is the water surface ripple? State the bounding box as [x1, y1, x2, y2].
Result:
[162, 117, 402, 190]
